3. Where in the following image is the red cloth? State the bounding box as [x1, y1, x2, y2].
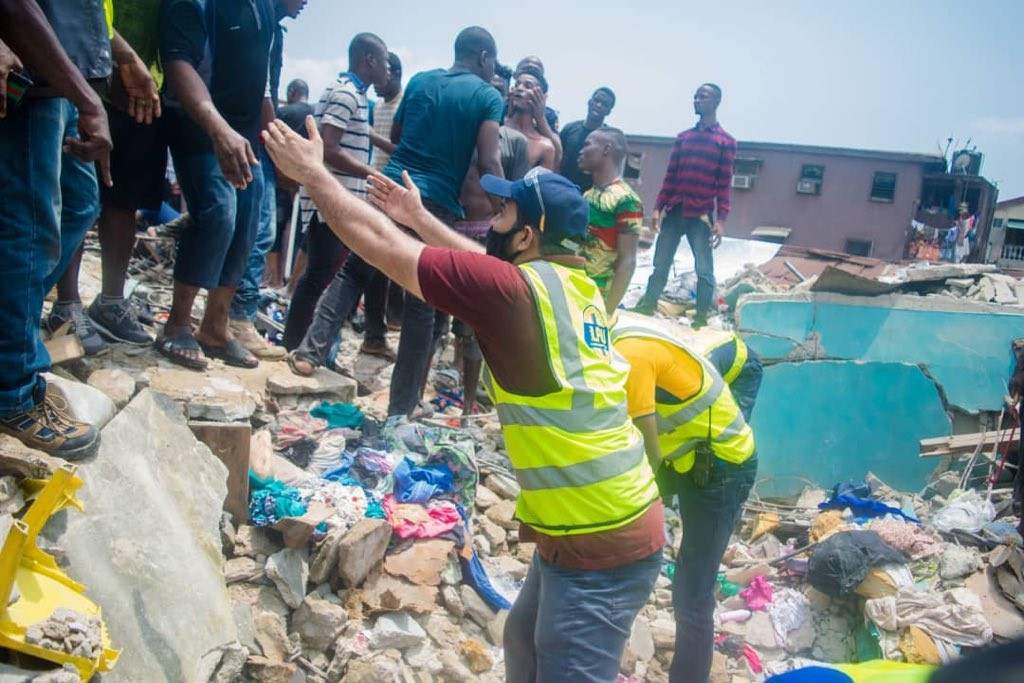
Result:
[655, 123, 737, 219]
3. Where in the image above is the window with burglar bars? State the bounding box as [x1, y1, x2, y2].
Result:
[870, 172, 897, 202]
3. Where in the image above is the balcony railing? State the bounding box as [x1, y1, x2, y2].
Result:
[1002, 244, 1024, 261]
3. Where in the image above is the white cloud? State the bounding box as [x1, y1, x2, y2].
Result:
[970, 117, 1024, 136]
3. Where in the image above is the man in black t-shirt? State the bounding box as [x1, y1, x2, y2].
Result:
[278, 79, 314, 137]
[158, 0, 274, 371]
[559, 87, 616, 192]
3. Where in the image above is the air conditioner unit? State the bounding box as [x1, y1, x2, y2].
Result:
[732, 175, 753, 189]
[796, 179, 820, 195]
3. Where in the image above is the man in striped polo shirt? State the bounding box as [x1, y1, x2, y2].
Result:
[634, 83, 736, 328]
[286, 33, 395, 373]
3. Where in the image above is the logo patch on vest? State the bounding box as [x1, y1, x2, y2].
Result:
[582, 307, 610, 353]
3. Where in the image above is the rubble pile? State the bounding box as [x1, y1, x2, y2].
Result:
[24, 610, 103, 661]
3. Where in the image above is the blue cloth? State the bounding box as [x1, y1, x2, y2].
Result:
[461, 552, 512, 612]
[382, 69, 505, 218]
[231, 148, 277, 321]
[0, 98, 98, 416]
[819, 494, 919, 523]
[832, 480, 872, 500]
[139, 202, 182, 226]
[504, 551, 662, 682]
[249, 472, 307, 526]
[393, 458, 454, 504]
[168, 140, 263, 289]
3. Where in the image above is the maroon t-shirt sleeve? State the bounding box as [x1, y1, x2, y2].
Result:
[417, 247, 557, 396]
[417, 246, 528, 328]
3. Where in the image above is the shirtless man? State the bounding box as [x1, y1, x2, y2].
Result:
[505, 67, 561, 171]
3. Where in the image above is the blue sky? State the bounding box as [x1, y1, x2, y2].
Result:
[280, 0, 1023, 199]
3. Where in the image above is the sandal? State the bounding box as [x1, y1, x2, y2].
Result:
[198, 338, 258, 369]
[287, 350, 317, 377]
[156, 331, 209, 371]
[360, 339, 397, 363]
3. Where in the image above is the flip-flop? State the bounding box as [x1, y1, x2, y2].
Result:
[199, 338, 258, 369]
[286, 350, 317, 377]
[156, 331, 208, 371]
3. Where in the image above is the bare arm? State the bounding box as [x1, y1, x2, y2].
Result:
[633, 413, 663, 473]
[165, 60, 257, 189]
[320, 123, 376, 178]
[475, 119, 502, 179]
[529, 89, 562, 169]
[606, 232, 639, 314]
[389, 119, 403, 145]
[110, 30, 161, 125]
[369, 129, 395, 155]
[264, 118, 426, 298]
[367, 171, 485, 254]
[0, 0, 111, 183]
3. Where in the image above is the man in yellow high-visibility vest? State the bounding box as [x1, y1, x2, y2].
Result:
[261, 88, 664, 680]
[612, 312, 757, 683]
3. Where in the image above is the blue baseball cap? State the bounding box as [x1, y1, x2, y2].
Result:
[479, 168, 589, 243]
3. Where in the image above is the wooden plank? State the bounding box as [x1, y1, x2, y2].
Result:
[189, 421, 252, 523]
[274, 501, 333, 549]
[920, 428, 1020, 458]
[43, 335, 84, 366]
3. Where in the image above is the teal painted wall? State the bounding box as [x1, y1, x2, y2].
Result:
[740, 298, 1022, 412]
[749, 361, 951, 495]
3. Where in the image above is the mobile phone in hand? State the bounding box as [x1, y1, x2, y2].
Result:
[6, 70, 34, 110]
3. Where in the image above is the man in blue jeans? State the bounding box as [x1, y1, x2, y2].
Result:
[634, 84, 736, 328]
[157, 0, 275, 370]
[0, 1, 113, 459]
[228, 0, 308, 361]
[381, 26, 504, 418]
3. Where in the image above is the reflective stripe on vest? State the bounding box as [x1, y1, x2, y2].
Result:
[612, 315, 756, 474]
[482, 260, 659, 534]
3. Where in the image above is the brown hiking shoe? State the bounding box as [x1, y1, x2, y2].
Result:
[229, 320, 286, 360]
[360, 339, 397, 362]
[0, 392, 99, 461]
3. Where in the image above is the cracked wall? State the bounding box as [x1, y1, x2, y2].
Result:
[738, 293, 1024, 495]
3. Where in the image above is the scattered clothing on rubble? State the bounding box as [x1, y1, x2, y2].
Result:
[382, 495, 462, 539]
[310, 401, 365, 429]
[765, 660, 935, 683]
[740, 574, 774, 611]
[853, 563, 914, 599]
[864, 587, 993, 648]
[273, 411, 327, 449]
[304, 480, 369, 533]
[807, 530, 907, 597]
[810, 510, 852, 543]
[462, 553, 512, 611]
[394, 459, 454, 504]
[279, 437, 317, 469]
[831, 480, 872, 500]
[818, 494, 918, 524]
[931, 489, 996, 533]
[868, 517, 943, 560]
[769, 587, 814, 654]
[349, 447, 399, 497]
[306, 428, 349, 476]
[249, 472, 308, 526]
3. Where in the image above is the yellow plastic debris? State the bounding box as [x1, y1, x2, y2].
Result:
[749, 511, 780, 541]
[0, 465, 119, 680]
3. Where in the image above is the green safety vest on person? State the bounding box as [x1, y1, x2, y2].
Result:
[685, 327, 749, 384]
[611, 315, 756, 475]
[481, 260, 660, 536]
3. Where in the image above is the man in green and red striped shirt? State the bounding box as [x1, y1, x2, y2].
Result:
[578, 126, 643, 314]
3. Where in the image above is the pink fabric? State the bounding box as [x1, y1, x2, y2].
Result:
[742, 644, 763, 673]
[740, 575, 774, 611]
[274, 412, 327, 449]
[382, 494, 461, 539]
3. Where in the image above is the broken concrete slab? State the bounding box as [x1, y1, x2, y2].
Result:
[292, 594, 348, 653]
[361, 570, 438, 615]
[460, 585, 497, 630]
[144, 367, 258, 421]
[266, 366, 357, 403]
[337, 519, 392, 587]
[44, 390, 237, 682]
[266, 547, 309, 609]
[384, 539, 455, 586]
[0, 434, 64, 479]
[86, 368, 136, 408]
[370, 612, 427, 650]
[749, 361, 950, 494]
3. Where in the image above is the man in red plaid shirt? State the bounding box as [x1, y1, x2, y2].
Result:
[634, 83, 735, 327]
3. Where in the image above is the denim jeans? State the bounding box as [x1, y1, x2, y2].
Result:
[170, 146, 262, 290]
[505, 551, 662, 682]
[670, 456, 757, 683]
[231, 148, 276, 321]
[387, 200, 455, 417]
[294, 251, 387, 366]
[729, 352, 763, 422]
[0, 98, 98, 416]
[640, 207, 716, 317]
[283, 213, 348, 349]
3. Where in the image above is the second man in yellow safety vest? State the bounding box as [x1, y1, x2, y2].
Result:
[612, 311, 757, 683]
[674, 325, 762, 420]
